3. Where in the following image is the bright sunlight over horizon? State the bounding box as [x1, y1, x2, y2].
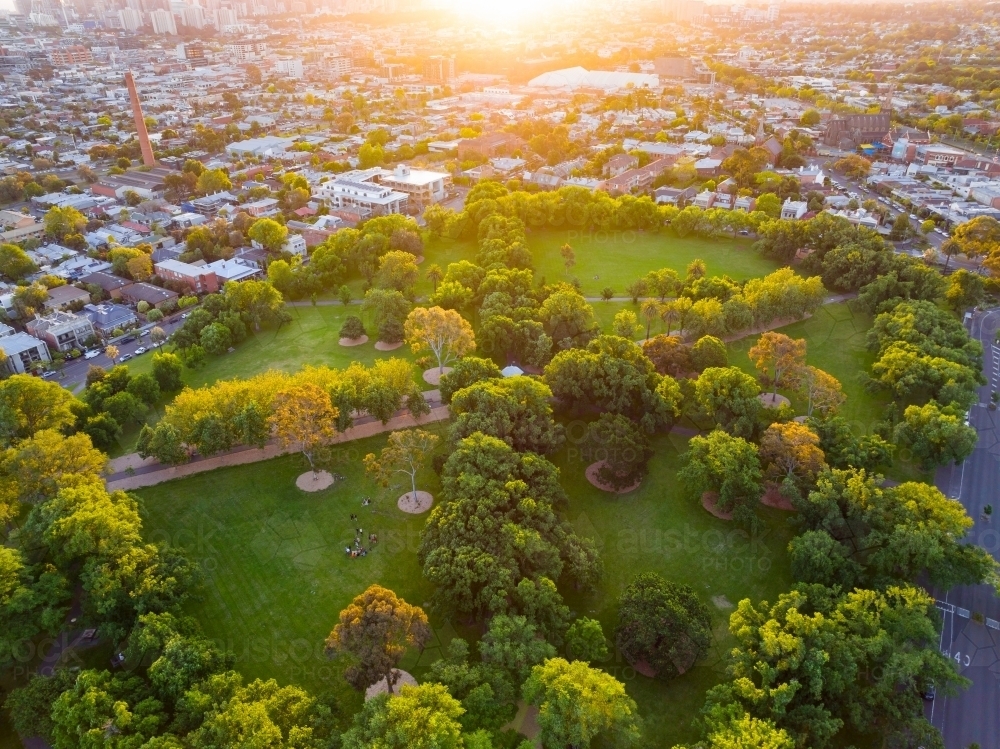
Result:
[434, 0, 570, 27]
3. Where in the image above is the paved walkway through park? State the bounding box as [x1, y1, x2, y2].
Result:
[105, 390, 447, 491]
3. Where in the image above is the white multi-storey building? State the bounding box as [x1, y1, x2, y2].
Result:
[150, 8, 178, 34]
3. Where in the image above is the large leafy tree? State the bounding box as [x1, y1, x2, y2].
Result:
[748, 332, 806, 399]
[325, 584, 431, 694]
[404, 306, 476, 374]
[806, 415, 891, 472]
[247, 217, 287, 252]
[894, 401, 978, 469]
[184, 671, 330, 749]
[615, 572, 712, 680]
[0, 375, 77, 446]
[538, 287, 598, 348]
[268, 383, 339, 471]
[438, 357, 502, 404]
[692, 367, 761, 439]
[449, 376, 564, 454]
[341, 684, 467, 749]
[587, 412, 653, 489]
[544, 335, 682, 433]
[419, 433, 600, 619]
[790, 467, 996, 591]
[523, 658, 642, 749]
[679, 430, 763, 527]
[223, 279, 285, 331]
[702, 584, 967, 749]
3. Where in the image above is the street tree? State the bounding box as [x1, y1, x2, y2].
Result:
[748, 332, 807, 399]
[0, 375, 77, 445]
[247, 218, 288, 253]
[325, 584, 431, 694]
[0, 244, 36, 281]
[615, 572, 712, 680]
[894, 401, 978, 469]
[794, 467, 995, 590]
[946, 215, 1000, 269]
[702, 584, 967, 749]
[268, 383, 339, 471]
[404, 306, 476, 374]
[523, 658, 641, 749]
[43, 206, 86, 240]
[364, 429, 439, 500]
[195, 168, 232, 195]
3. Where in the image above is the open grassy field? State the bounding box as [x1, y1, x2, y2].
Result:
[136, 420, 796, 747]
[136, 428, 447, 716]
[125, 305, 420, 390]
[338, 229, 781, 301]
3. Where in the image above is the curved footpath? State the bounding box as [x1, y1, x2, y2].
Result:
[105, 390, 447, 491]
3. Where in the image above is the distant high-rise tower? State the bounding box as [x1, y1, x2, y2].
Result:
[124, 71, 156, 167]
[150, 7, 177, 33]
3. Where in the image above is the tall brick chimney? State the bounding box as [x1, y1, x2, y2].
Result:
[125, 71, 156, 168]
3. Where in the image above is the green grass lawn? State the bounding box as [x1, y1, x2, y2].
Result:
[416, 229, 780, 300]
[726, 302, 932, 483]
[136, 428, 448, 716]
[126, 305, 420, 390]
[136, 422, 795, 748]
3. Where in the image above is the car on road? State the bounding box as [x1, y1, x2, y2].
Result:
[134, 346, 147, 355]
[84, 350, 101, 359]
[181, 313, 189, 319]
[40, 370, 57, 378]
[119, 353, 133, 362]
[922, 683, 936, 701]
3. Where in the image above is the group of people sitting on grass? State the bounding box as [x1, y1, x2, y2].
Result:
[345, 506, 378, 558]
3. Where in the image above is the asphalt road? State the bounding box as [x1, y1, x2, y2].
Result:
[928, 308, 1000, 748]
[55, 312, 187, 391]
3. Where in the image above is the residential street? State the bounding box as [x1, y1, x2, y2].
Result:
[930, 308, 1000, 748]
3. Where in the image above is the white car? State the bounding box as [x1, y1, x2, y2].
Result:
[134, 346, 147, 355]
[84, 350, 101, 360]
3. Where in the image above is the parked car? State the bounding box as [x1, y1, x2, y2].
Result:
[119, 353, 133, 362]
[84, 350, 101, 360]
[134, 346, 147, 355]
[40, 370, 57, 378]
[120, 335, 137, 344]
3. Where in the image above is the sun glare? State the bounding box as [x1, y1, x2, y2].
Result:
[443, 0, 558, 29]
